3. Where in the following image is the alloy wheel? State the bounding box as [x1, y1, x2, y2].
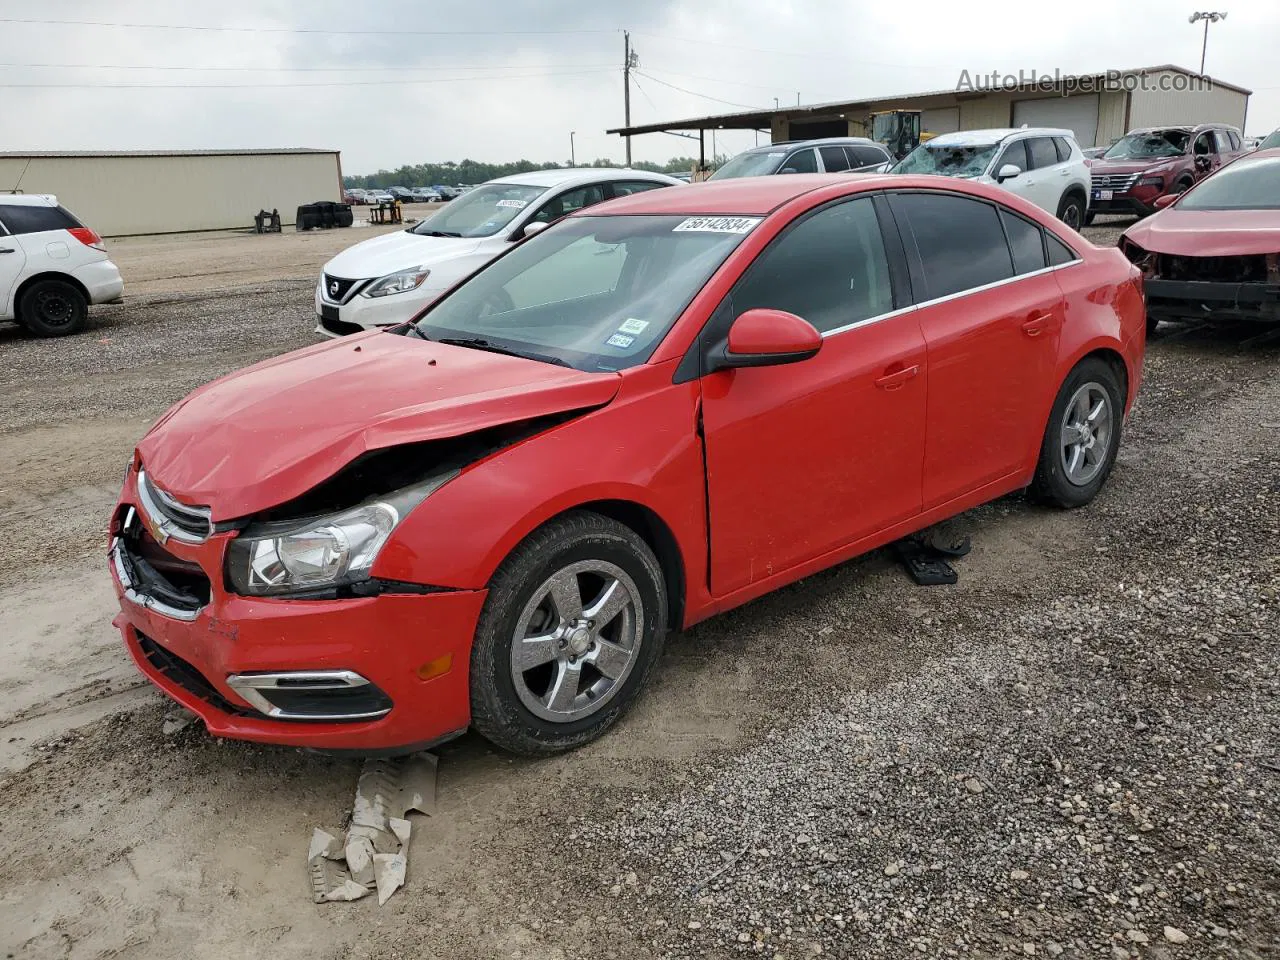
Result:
[1059, 381, 1113, 486]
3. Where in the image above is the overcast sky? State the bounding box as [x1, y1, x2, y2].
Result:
[2, 0, 1276, 174]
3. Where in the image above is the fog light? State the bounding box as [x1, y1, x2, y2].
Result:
[226, 670, 392, 721]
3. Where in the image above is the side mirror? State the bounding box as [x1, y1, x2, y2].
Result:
[518, 220, 549, 240]
[710, 309, 822, 372]
[996, 163, 1022, 182]
[1153, 193, 1179, 210]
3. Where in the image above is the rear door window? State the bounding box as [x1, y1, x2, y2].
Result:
[1000, 209, 1048, 274]
[0, 203, 80, 235]
[893, 192, 1015, 300]
[819, 146, 853, 173]
[1052, 137, 1074, 163]
[1027, 137, 1061, 170]
[610, 181, 668, 197]
[1212, 130, 1234, 153]
[850, 145, 890, 168]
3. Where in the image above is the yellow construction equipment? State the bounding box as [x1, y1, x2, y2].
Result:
[868, 110, 934, 161]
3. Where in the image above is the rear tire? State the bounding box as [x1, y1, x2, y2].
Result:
[469, 511, 668, 755]
[1029, 357, 1124, 509]
[18, 278, 88, 337]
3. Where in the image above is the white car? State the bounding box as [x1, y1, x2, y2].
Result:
[0, 194, 124, 337]
[365, 190, 394, 204]
[890, 128, 1091, 229]
[315, 168, 683, 337]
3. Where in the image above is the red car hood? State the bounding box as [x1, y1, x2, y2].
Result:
[137, 332, 622, 520]
[1090, 157, 1181, 176]
[1124, 208, 1280, 257]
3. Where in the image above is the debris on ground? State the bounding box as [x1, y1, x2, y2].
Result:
[892, 528, 972, 585]
[161, 708, 196, 736]
[308, 752, 437, 905]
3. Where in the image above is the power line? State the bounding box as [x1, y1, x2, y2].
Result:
[0, 68, 617, 90]
[0, 60, 616, 73]
[631, 71, 760, 110]
[0, 17, 618, 36]
[632, 30, 960, 71]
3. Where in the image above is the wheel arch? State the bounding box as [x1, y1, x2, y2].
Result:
[14, 271, 91, 313]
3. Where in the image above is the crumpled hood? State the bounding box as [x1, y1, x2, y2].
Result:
[322, 229, 486, 280]
[1124, 208, 1280, 257]
[137, 332, 621, 520]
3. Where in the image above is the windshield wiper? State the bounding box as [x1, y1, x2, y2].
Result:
[418, 229, 463, 238]
[436, 337, 571, 367]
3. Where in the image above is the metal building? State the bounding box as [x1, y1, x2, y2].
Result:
[609, 64, 1251, 160]
[0, 148, 343, 237]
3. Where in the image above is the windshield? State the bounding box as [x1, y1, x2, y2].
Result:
[1175, 155, 1280, 210]
[413, 214, 758, 371]
[1103, 130, 1190, 160]
[409, 182, 545, 238]
[891, 141, 999, 177]
[1259, 130, 1280, 151]
[708, 151, 786, 180]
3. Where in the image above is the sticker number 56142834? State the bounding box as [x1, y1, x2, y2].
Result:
[672, 216, 762, 234]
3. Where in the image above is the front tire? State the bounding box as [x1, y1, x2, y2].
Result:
[1029, 357, 1124, 509]
[19, 278, 88, 336]
[469, 511, 668, 755]
[1057, 191, 1085, 230]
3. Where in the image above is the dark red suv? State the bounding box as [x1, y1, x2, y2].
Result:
[1087, 123, 1246, 222]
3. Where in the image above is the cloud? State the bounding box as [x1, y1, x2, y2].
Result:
[1, 0, 1275, 174]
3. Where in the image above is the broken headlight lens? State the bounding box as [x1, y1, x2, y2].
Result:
[362, 265, 431, 298]
[226, 472, 456, 597]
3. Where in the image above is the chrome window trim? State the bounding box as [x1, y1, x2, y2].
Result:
[110, 537, 203, 622]
[225, 671, 391, 721]
[821, 259, 1081, 340]
[136, 467, 213, 544]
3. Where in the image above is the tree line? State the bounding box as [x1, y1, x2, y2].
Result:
[342, 156, 729, 189]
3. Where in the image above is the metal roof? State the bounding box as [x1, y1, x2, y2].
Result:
[607, 64, 1253, 137]
[0, 148, 339, 158]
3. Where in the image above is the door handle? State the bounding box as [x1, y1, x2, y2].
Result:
[0, 247, 15, 254]
[1022, 314, 1053, 337]
[874, 364, 920, 390]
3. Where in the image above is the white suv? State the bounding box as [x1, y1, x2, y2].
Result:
[0, 194, 124, 336]
[315, 168, 683, 337]
[890, 128, 1091, 229]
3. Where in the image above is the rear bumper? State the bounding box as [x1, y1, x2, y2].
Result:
[1146, 279, 1280, 323]
[73, 258, 125, 304]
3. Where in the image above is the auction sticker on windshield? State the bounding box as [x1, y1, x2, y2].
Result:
[673, 216, 762, 234]
[618, 318, 649, 334]
[496, 199, 528, 208]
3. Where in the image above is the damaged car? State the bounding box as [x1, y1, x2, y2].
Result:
[110, 174, 1146, 757]
[1120, 147, 1280, 334]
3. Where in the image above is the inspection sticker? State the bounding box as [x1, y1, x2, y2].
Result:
[618, 318, 649, 334]
[605, 333, 636, 348]
[673, 216, 762, 234]
[495, 199, 528, 208]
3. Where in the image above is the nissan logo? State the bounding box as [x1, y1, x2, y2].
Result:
[328, 280, 340, 297]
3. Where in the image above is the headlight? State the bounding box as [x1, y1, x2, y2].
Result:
[362, 265, 431, 298]
[226, 471, 455, 597]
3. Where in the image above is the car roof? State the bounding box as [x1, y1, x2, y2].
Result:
[569, 173, 892, 217]
[487, 167, 682, 189]
[739, 137, 882, 153]
[0, 193, 57, 206]
[925, 128, 1074, 146]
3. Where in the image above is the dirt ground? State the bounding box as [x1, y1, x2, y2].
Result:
[0, 217, 1276, 960]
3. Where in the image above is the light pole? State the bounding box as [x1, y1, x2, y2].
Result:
[1189, 11, 1227, 75]
[569, 131, 576, 167]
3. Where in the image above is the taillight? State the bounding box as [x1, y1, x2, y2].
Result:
[68, 227, 105, 250]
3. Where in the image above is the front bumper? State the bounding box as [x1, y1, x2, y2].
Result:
[109, 477, 487, 752]
[313, 279, 441, 338]
[1145, 279, 1280, 324]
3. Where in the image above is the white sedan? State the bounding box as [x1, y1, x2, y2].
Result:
[314, 168, 683, 337]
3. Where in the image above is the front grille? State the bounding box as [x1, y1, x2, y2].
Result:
[1158, 253, 1268, 283]
[116, 506, 211, 617]
[322, 274, 362, 304]
[319, 313, 366, 337]
[137, 632, 254, 717]
[138, 468, 213, 543]
[1092, 173, 1142, 192]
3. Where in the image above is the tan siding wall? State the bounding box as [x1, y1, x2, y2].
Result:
[1127, 71, 1247, 130]
[1096, 91, 1129, 146]
[0, 152, 341, 236]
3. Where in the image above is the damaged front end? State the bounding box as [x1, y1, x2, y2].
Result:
[1122, 238, 1280, 325]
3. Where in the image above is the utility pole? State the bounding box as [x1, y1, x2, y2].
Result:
[1189, 11, 1227, 75]
[569, 131, 576, 167]
[623, 31, 639, 166]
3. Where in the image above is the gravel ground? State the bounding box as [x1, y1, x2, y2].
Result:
[1, 220, 1278, 959]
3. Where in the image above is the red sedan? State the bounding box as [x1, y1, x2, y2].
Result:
[1120, 147, 1280, 333]
[109, 174, 1146, 756]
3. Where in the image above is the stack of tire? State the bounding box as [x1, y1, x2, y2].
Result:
[295, 201, 354, 231]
